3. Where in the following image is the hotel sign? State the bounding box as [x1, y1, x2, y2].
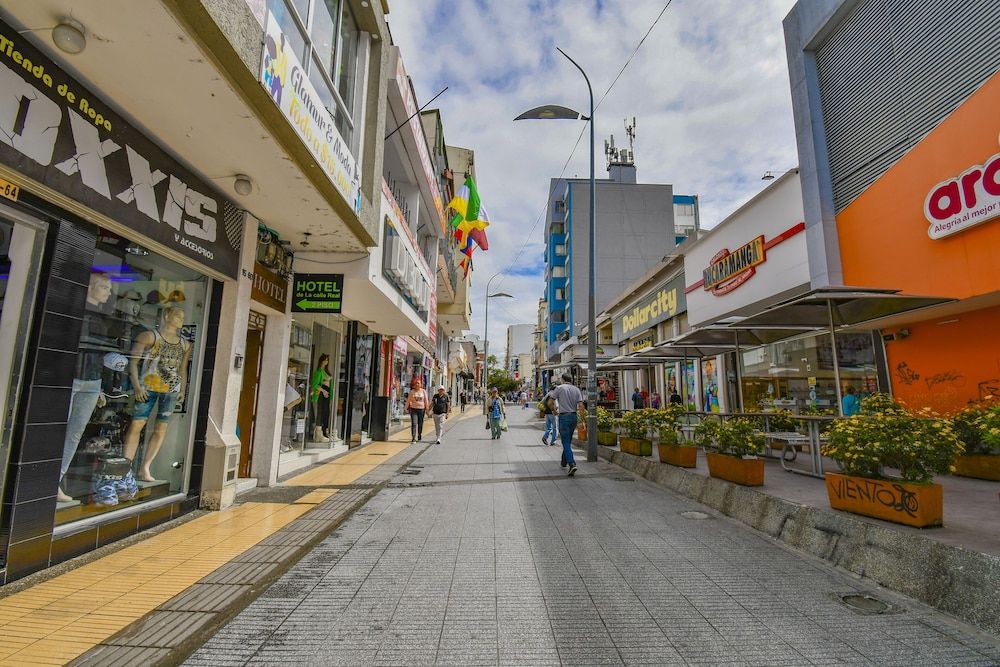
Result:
[612, 274, 686, 343]
[703, 236, 766, 295]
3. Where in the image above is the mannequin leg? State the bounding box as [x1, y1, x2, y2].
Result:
[60, 379, 103, 501]
[138, 421, 170, 481]
[123, 418, 148, 463]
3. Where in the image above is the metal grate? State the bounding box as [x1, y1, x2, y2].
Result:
[814, 0, 1000, 212]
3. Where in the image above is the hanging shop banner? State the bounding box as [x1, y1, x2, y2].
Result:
[261, 10, 361, 215]
[629, 334, 655, 354]
[612, 274, 686, 343]
[247, 261, 289, 312]
[0, 21, 241, 278]
[393, 336, 408, 357]
[291, 273, 344, 313]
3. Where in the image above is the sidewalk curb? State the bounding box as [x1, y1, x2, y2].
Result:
[596, 443, 1000, 637]
[69, 441, 433, 667]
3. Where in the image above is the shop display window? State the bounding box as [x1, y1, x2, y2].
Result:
[682, 360, 698, 411]
[55, 229, 208, 525]
[739, 332, 878, 414]
[701, 357, 721, 413]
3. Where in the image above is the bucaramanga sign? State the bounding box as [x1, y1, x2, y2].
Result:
[261, 11, 361, 216]
[0, 22, 241, 277]
[612, 274, 686, 343]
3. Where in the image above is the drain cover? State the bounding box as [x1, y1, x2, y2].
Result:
[680, 511, 710, 520]
[838, 593, 899, 615]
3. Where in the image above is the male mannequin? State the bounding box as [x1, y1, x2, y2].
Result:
[58, 272, 114, 503]
[124, 306, 191, 482]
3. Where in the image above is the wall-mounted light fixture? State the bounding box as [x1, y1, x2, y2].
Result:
[233, 174, 253, 196]
[52, 18, 87, 55]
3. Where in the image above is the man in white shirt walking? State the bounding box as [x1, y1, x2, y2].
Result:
[550, 373, 585, 476]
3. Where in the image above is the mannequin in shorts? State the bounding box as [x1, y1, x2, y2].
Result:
[123, 306, 191, 482]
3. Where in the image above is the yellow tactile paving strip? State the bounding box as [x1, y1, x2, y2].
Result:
[0, 501, 312, 666]
[282, 440, 411, 486]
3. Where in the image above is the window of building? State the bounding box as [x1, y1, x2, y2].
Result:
[554, 288, 565, 301]
[554, 244, 567, 256]
[551, 266, 566, 278]
[550, 222, 565, 235]
[553, 200, 566, 214]
[268, 0, 361, 145]
[675, 203, 695, 216]
[551, 312, 566, 323]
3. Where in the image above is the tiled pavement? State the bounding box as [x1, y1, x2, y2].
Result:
[184, 409, 1000, 666]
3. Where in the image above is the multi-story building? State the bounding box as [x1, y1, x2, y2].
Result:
[506, 324, 535, 375]
[542, 150, 698, 359]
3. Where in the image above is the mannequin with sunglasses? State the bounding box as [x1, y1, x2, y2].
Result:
[123, 306, 191, 482]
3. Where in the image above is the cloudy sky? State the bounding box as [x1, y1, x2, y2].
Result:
[387, 0, 800, 360]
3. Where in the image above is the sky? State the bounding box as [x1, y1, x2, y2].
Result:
[386, 0, 800, 361]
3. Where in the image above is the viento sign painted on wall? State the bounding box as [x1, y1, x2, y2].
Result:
[924, 150, 1000, 239]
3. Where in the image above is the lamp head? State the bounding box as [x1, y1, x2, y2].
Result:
[52, 18, 86, 55]
[488, 292, 514, 299]
[514, 105, 587, 121]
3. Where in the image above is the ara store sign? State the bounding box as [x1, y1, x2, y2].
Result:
[291, 273, 344, 313]
[924, 150, 1000, 239]
[0, 22, 241, 279]
[261, 10, 361, 216]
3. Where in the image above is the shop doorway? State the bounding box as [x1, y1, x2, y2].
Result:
[237, 311, 266, 478]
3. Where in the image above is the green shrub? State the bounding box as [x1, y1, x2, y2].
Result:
[715, 418, 765, 458]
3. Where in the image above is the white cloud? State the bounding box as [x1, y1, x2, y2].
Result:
[387, 0, 799, 351]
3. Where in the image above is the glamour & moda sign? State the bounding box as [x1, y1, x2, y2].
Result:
[261, 11, 361, 215]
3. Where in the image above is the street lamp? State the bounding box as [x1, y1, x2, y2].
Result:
[761, 169, 798, 180]
[515, 47, 598, 463]
[483, 271, 513, 413]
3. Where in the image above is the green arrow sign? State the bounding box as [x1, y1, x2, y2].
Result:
[291, 273, 344, 313]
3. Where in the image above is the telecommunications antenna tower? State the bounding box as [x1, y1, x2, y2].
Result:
[624, 117, 636, 164]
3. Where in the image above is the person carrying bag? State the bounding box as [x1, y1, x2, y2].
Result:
[487, 387, 506, 440]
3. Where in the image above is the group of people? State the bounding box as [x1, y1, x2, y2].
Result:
[404, 380, 452, 444]
[631, 387, 683, 410]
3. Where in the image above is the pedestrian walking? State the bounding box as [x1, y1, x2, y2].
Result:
[488, 388, 506, 440]
[631, 387, 645, 410]
[541, 378, 559, 446]
[651, 392, 661, 409]
[430, 385, 450, 444]
[459, 390, 467, 413]
[669, 390, 682, 405]
[551, 373, 584, 476]
[519, 390, 528, 409]
[406, 379, 428, 442]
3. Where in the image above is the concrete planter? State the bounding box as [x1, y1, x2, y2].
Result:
[825, 472, 943, 528]
[706, 452, 764, 486]
[658, 443, 697, 468]
[597, 431, 618, 447]
[619, 437, 652, 457]
[952, 455, 1000, 481]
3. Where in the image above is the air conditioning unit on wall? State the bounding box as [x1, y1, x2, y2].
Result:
[384, 235, 404, 281]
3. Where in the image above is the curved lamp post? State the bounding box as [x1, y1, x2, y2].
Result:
[483, 271, 513, 414]
[514, 47, 597, 463]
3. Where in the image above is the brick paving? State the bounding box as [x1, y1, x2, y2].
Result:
[185, 409, 1000, 666]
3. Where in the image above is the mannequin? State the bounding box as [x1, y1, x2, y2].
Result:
[124, 306, 191, 482]
[58, 272, 113, 503]
[310, 353, 332, 441]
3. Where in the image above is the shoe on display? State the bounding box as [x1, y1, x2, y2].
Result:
[93, 478, 119, 506]
[568, 465, 578, 477]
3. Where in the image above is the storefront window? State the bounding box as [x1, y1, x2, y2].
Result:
[739, 332, 878, 414]
[56, 230, 208, 525]
[347, 326, 375, 442]
[682, 360, 698, 411]
[281, 322, 312, 453]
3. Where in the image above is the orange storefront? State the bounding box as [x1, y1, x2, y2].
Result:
[835, 72, 1000, 413]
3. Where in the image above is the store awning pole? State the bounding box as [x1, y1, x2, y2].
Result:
[733, 331, 745, 413]
[828, 299, 845, 416]
[681, 351, 688, 411]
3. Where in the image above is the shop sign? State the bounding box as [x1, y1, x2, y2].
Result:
[703, 236, 766, 294]
[393, 336, 408, 357]
[422, 353, 434, 370]
[0, 22, 241, 278]
[291, 273, 344, 313]
[246, 261, 288, 312]
[261, 11, 361, 216]
[612, 274, 686, 343]
[629, 334, 654, 353]
[923, 151, 1000, 239]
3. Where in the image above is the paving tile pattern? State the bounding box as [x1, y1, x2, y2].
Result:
[185, 410, 1000, 666]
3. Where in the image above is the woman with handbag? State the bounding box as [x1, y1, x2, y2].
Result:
[488, 387, 506, 440]
[406, 379, 428, 443]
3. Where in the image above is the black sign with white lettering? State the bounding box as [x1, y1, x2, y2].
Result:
[0, 21, 241, 278]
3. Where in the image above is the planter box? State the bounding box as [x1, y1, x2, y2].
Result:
[620, 437, 652, 457]
[706, 452, 764, 486]
[952, 455, 1000, 481]
[597, 431, 618, 447]
[658, 443, 697, 467]
[825, 472, 943, 528]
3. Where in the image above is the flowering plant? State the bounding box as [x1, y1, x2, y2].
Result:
[693, 417, 722, 448]
[745, 409, 798, 433]
[822, 393, 964, 483]
[621, 409, 653, 439]
[596, 407, 616, 432]
[951, 402, 1000, 455]
[714, 418, 766, 458]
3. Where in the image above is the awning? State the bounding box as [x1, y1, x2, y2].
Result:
[668, 326, 819, 348]
[732, 288, 953, 330]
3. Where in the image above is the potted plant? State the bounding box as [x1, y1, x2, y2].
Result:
[706, 418, 766, 486]
[951, 402, 1000, 480]
[619, 409, 653, 456]
[821, 394, 964, 528]
[596, 407, 618, 447]
[652, 404, 695, 467]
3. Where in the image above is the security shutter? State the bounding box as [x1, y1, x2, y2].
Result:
[814, 0, 1000, 212]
